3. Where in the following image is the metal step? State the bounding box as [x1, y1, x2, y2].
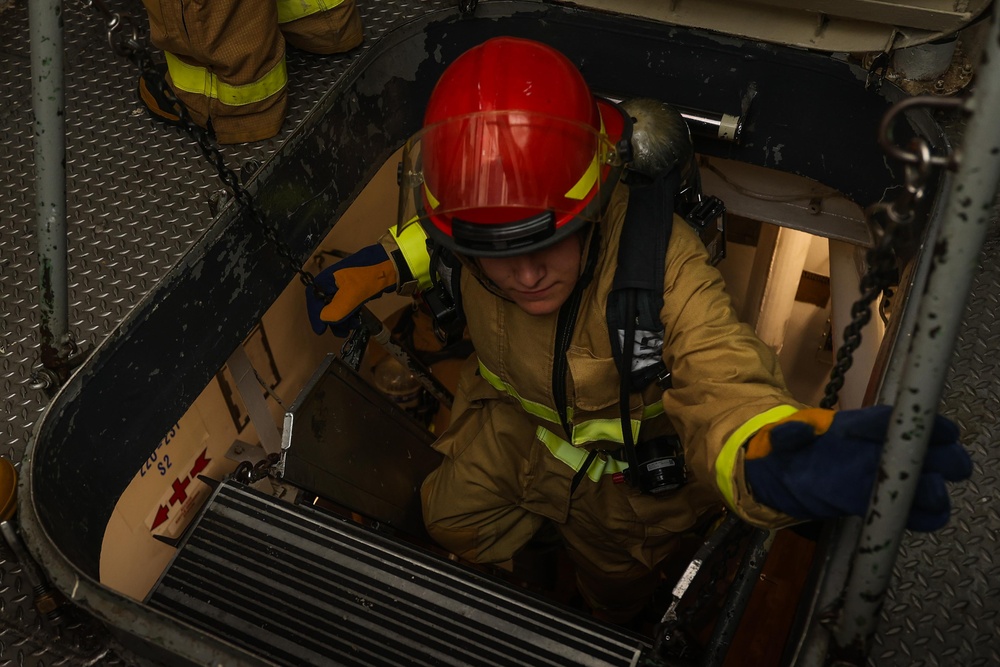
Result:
[148, 482, 647, 667]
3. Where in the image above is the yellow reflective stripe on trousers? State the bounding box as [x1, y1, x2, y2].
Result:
[478, 360, 665, 446]
[536, 427, 629, 483]
[715, 405, 800, 509]
[387, 219, 433, 291]
[277, 0, 347, 24]
[164, 51, 287, 107]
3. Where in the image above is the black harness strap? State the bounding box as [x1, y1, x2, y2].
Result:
[606, 170, 679, 392]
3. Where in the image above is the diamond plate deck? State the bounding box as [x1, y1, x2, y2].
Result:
[1, 0, 446, 663]
[869, 219, 1000, 667]
[2, 1, 999, 665]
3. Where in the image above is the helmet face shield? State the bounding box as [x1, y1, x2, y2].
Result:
[397, 109, 625, 257]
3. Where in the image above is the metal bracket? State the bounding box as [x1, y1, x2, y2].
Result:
[225, 345, 283, 455]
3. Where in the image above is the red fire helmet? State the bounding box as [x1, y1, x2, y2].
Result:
[397, 37, 631, 257]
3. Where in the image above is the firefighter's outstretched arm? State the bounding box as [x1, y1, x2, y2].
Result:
[742, 406, 972, 531]
[304, 223, 432, 335]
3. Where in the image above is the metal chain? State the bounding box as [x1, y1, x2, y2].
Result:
[92, 2, 326, 298]
[819, 95, 964, 409]
[650, 96, 962, 661]
[819, 199, 907, 409]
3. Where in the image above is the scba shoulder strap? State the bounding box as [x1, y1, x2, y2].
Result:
[606, 169, 728, 393]
[607, 166, 729, 494]
[606, 170, 680, 393]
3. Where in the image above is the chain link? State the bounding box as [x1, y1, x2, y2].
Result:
[93, 2, 327, 299]
[819, 139, 937, 409]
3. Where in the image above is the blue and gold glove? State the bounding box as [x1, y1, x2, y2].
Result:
[305, 244, 397, 336]
[744, 406, 972, 532]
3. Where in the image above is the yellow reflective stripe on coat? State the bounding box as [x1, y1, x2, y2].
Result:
[388, 219, 433, 291]
[715, 405, 800, 509]
[537, 427, 629, 483]
[478, 360, 665, 447]
[276, 0, 347, 24]
[643, 402, 665, 419]
[574, 416, 638, 445]
[164, 51, 287, 107]
[478, 361, 564, 424]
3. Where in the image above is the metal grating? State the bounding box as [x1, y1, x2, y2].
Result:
[148, 482, 646, 667]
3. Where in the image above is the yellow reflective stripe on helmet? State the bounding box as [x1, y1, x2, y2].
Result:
[715, 405, 801, 509]
[388, 219, 433, 291]
[564, 114, 607, 201]
[564, 154, 599, 201]
[276, 0, 347, 24]
[164, 51, 287, 107]
[478, 361, 563, 424]
[423, 183, 440, 210]
[537, 427, 629, 483]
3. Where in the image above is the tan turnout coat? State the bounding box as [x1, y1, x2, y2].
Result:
[418, 184, 803, 617]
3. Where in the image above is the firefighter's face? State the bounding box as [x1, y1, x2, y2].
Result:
[477, 234, 582, 316]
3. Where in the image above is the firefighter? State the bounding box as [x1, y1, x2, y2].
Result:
[138, 0, 363, 144]
[305, 37, 972, 623]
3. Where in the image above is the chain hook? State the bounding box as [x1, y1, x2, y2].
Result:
[105, 12, 141, 57]
[903, 139, 932, 197]
[877, 96, 967, 171]
[874, 138, 933, 234]
[341, 325, 371, 372]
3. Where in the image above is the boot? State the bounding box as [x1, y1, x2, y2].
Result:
[137, 63, 187, 129]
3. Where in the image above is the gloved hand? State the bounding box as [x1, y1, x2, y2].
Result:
[744, 406, 972, 532]
[305, 244, 397, 336]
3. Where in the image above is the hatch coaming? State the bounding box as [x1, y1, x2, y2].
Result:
[560, 0, 991, 52]
[20, 1, 951, 665]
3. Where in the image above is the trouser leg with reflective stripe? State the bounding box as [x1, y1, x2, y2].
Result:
[142, 0, 288, 144]
[277, 0, 363, 54]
